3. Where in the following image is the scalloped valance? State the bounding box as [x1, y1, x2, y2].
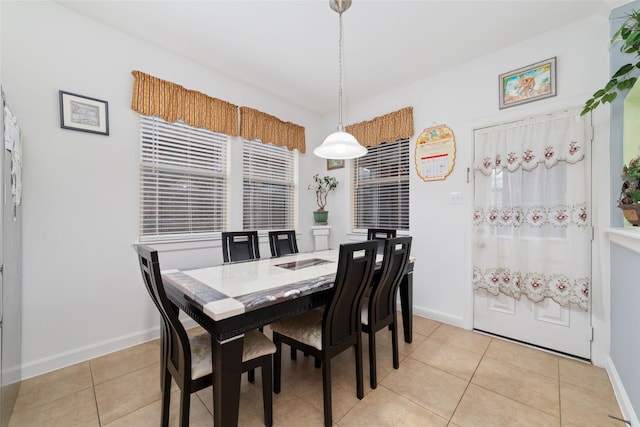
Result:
[345, 107, 414, 148]
[131, 70, 238, 136]
[131, 71, 306, 152]
[239, 107, 306, 153]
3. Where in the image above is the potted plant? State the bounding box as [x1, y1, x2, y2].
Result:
[581, 9, 640, 115]
[309, 174, 338, 224]
[619, 155, 640, 226]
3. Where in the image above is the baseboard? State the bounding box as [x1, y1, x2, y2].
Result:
[408, 304, 465, 329]
[606, 355, 639, 426]
[19, 326, 159, 380]
[20, 316, 202, 381]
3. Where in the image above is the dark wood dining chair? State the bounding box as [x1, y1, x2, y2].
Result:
[271, 240, 378, 427]
[361, 236, 412, 389]
[268, 230, 299, 257]
[221, 230, 260, 263]
[367, 228, 397, 253]
[135, 244, 276, 427]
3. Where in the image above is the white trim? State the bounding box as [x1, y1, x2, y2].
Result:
[606, 355, 640, 427]
[19, 318, 198, 381]
[607, 227, 640, 255]
[412, 305, 465, 329]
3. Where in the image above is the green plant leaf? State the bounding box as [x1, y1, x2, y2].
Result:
[625, 30, 640, 45]
[605, 79, 619, 91]
[613, 63, 635, 77]
[593, 89, 606, 97]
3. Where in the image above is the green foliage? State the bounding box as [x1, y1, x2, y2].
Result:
[309, 174, 339, 210]
[620, 156, 640, 204]
[582, 10, 640, 115]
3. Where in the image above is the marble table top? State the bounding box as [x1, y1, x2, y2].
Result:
[162, 249, 345, 321]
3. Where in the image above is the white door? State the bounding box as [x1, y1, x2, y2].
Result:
[474, 283, 591, 358]
[472, 109, 592, 359]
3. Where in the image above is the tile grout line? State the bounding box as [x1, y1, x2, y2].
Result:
[88, 361, 103, 427]
[469, 350, 564, 422]
[446, 336, 494, 424]
[557, 358, 562, 426]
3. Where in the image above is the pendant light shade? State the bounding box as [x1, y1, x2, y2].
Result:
[314, 130, 367, 159]
[314, 0, 367, 160]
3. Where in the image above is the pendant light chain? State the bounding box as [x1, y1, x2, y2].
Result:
[337, 9, 344, 131]
[313, 0, 366, 160]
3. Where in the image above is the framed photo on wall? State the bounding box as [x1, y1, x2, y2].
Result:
[327, 159, 344, 170]
[59, 90, 109, 135]
[499, 57, 556, 109]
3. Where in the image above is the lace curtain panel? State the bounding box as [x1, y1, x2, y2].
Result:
[472, 109, 590, 310]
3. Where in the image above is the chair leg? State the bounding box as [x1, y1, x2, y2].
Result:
[321, 358, 333, 427]
[159, 324, 166, 390]
[178, 383, 191, 427]
[273, 335, 282, 394]
[261, 357, 273, 427]
[160, 367, 171, 427]
[355, 336, 364, 399]
[368, 329, 378, 389]
[391, 322, 400, 369]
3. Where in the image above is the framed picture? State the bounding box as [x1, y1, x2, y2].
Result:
[327, 159, 344, 170]
[499, 57, 556, 109]
[59, 90, 109, 135]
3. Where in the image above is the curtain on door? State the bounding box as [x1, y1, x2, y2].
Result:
[472, 109, 590, 311]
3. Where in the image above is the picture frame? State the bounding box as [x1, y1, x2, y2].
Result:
[499, 57, 556, 109]
[327, 159, 344, 170]
[59, 90, 109, 135]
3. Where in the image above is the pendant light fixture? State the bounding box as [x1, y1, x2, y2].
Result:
[313, 0, 367, 160]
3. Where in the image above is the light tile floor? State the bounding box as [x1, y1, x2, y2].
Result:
[9, 316, 626, 426]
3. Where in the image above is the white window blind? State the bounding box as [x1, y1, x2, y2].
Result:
[243, 139, 296, 230]
[353, 139, 410, 230]
[139, 115, 228, 240]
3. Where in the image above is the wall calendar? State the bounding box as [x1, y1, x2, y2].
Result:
[415, 124, 456, 181]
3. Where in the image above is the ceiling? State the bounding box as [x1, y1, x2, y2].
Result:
[56, 0, 621, 116]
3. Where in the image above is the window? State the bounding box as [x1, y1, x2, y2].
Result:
[243, 139, 297, 230]
[353, 139, 410, 230]
[139, 115, 228, 240]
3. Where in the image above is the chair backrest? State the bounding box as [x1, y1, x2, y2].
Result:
[135, 244, 192, 378]
[367, 228, 397, 253]
[222, 231, 260, 263]
[368, 236, 412, 325]
[268, 230, 299, 257]
[322, 240, 378, 354]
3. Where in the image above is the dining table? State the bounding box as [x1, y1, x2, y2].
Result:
[161, 248, 414, 427]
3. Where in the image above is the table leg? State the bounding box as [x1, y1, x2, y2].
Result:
[399, 271, 413, 343]
[212, 334, 244, 427]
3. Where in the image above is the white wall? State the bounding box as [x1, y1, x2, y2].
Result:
[0, 1, 327, 379]
[1, 1, 615, 379]
[334, 14, 612, 364]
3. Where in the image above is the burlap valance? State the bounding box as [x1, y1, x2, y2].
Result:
[131, 70, 239, 136]
[345, 107, 414, 148]
[239, 107, 306, 153]
[131, 71, 305, 152]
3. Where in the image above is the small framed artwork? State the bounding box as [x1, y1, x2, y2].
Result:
[327, 159, 344, 170]
[59, 90, 109, 135]
[499, 57, 556, 109]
